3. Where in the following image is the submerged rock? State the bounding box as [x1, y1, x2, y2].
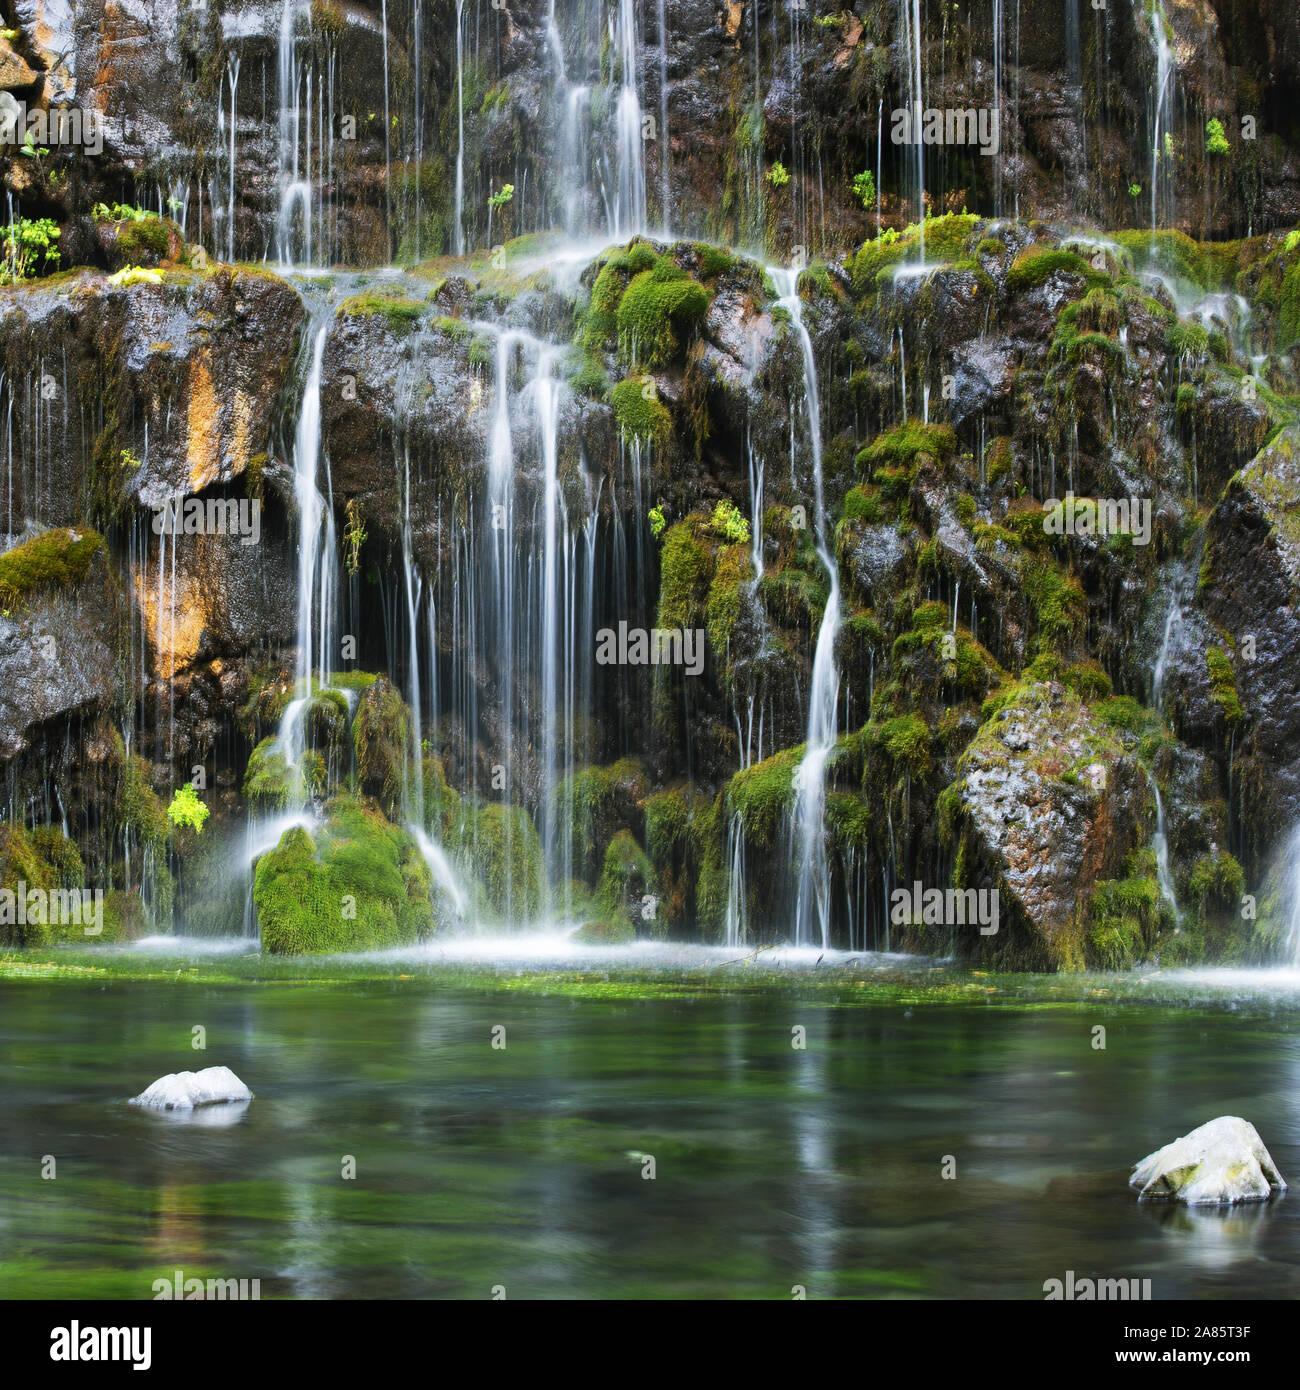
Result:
[130, 1065, 252, 1111]
[1130, 1116, 1287, 1205]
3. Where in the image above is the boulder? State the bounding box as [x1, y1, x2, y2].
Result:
[130, 1065, 252, 1110]
[946, 682, 1146, 968]
[1131, 1116, 1287, 1205]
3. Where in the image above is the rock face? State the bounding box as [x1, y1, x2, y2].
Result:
[948, 683, 1146, 969]
[1196, 428, 1300, 830]
[129, 1065, 252, 1110]
[1131, 1116, 1288, 1205]
[0, 546, 118, 758]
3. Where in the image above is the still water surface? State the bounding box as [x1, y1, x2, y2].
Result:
[2, 961, 1298, 1298]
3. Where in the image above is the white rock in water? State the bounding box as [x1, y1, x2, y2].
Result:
[1130, 1116, 1287, 1205]
[130, 1065, 252, 1111]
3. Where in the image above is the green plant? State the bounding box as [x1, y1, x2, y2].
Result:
[344, 497, 367, 575]
[108, 266, 163, 287]
[0, 217, 60, 283]
[708, 499, 751, 545]
[1128, 183, 1143, 198]
[766, 161, 790, 188]
[649, 504, 666, 540]
[1205, 118, 1230, 156]
[852, 169, 875, 210]
[488, 183, 514, 209]
[167, 784, 211, 833]
[93, 202, 153, 224]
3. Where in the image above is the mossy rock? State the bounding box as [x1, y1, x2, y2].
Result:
[353, 677, 411, 817]
[726, 746, 803, 852]
[0, 821, 55, 946]
[611, 375, 672, 446]
[598, 828, 655, 918]
[706, 542, 754, 654]
[254, 797, 434, 954]
[459, 801, 544, 919]
[0, 527, 104, 609]
[244, 736, 301, 809]
[552, 758, 646, 883]
[570, 917, 636, 944]
[615, 258, 710, 365]
[337, 290, 426, 333]
[657, 519, 714, 630]
[857, 421, 955, 473]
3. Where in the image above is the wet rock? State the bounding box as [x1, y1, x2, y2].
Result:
[948, 682, 1146, 968]
[1131, 1116, 1287, 1204]
[130, 1065, 252, 1110]
[1198, 427, 1300, 825]
[0, 545, 117, 759]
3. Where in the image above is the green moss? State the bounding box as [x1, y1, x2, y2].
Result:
[706, 543, 753, 654]
[551, 758, 645, 883]
[1023, 559, 1087, 649]
[657, 520, 713, 630]
[841, 484, 884, 524]
[1094, 694, 1164, 739]
[566, 348, 610, 398]
[693, 243, 735, 279]
[857, 421, 956, 472]
[598, 828, 655, 917]
[0, 822, 55, 946]
[244, 738, 299, 809]
[114, 216, 172, 261]
[1061, 659, 1112, 701]
[1113, 228, 1248, 293]
[1205, 646, 1243, 725]
[1005, 247, 1108, 294]
[253, 798, 434, 954]
[116, 754, 168, 849]
[726, 747, 803, 851]
[353, 677, 411, 816]
[459, 801, 544, 918]
[0, 528, 104, 608]
[1088, 871, 1161, 968]
[1187, 850, 1245, 919]
[983, 435, 1014, 485]
[866, 714, 932, 778]
[611, 376, 672, 446]
[615, 258, 711, 365]
[849, 214, 978, 297]
[337, 290, 425, 333]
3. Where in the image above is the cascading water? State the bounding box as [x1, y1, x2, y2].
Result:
[1149, 572, 1186, 927]
[1137, 0, 1177, 235]
[453, 0, 466, 256]
[771, 265, 841, 951]
[610, 0, 646, 240]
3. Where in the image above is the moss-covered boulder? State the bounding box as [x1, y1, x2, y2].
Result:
[551, 758, 646, 883]
[0, 529, 117, 758]
[353, 677, 411, 817]
[253, 797, 435, 954]
[598, 828, 655, 920]
[458, 801, 545, 920]
[943, 682, 1146, 969]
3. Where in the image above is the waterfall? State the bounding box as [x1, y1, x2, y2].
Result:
[275, 316, 333, 774]
[657, 0, 670, 233]
[771, 265, 841, 951]
[1149, 574, 1186, 927]
[1137, 0, 1177, 234]
[453, 0, 466, 256]
[724, 812, 747, 947]
[1149, 775, 1182, 931]
[901, 0, 926, 252]
[611, 0, 646, 239]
